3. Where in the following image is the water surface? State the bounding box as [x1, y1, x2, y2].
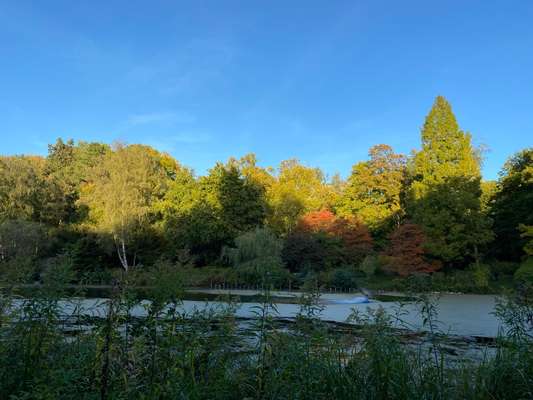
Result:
[52, 290, 501, 338]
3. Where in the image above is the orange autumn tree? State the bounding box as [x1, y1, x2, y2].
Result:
[297, 209, 337, 233]
[296, 209, 373, 265]
[382, 222, 441, 276]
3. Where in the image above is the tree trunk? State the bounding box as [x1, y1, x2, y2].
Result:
[116, 237, 129, 272]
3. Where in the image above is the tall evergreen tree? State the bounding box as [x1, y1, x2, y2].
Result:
[407, 96, 492, 265]
[411, 96, 480, 183]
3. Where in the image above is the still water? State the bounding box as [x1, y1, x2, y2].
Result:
[56, 290, 502, 338]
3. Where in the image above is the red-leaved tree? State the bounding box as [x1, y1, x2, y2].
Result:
[331, 217, 373, 264]
[295, 209, 373, 265]
[382, 222, 441, 276]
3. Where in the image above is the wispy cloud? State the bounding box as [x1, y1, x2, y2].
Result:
[169, 132, 211, 144]
[143, 132, 211, 152]
[124, 37, 237, 95]
[126, 111, 196, 127]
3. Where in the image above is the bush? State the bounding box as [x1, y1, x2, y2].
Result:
[489, 260, 520, 278]
[143, 258, 184, 303]
[234, 263, 291, 287]
[514, 258, 533, 284]
[359, 255, 380, 277]
[40, 252, 76, 286]
[281, 232, 327, 272]
[426, 269, 491, 293]
[469, 263, 492, 288]
[0, 219, 47, 261]
[327, 268, 359, 290]
[0, 255, 36, 284]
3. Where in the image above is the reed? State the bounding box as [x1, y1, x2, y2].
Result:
[0, 264, 532, 399]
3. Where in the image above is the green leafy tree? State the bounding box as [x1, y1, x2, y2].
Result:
[519, 225, 533, 258]
[0, 219, 47, 283]
[204, 162, 266, 235]
[407, 96, 492, 265]
[480, 180, 497, 213]
[0, 219, 47, 262]
[490, 148, 533, 261]
[338, 144, 406, 230]
[223, 227, 285, 283]
[79, 144, 172, 271]
[411, 96, 481, 183]
[0, 156, 66, 225]
[160, 160, 266, 263]
[45, 138, 109, 222]
[231, 153, 275, 192]
[266, 159, 336, 234]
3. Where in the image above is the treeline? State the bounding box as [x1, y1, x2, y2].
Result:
[0, 96, 532, 285]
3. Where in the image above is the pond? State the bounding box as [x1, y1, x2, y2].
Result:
[49, 289, 502, 338]
[191, 290, 501, 337]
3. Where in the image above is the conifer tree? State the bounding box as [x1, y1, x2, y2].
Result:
[412, 96, 480, 184]
[407, 96, 492, 265]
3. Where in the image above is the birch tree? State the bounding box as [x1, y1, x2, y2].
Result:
[80, 144, 170, 271]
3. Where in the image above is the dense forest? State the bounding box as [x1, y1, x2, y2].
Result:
[1, 96, 532, 291]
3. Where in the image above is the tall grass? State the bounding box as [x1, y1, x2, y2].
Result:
[0, 263, 532, 399]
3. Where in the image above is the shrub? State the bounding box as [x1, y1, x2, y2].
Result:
[489, 260, 520, 278]
[359, 255, 380, 277]
[143, 258, 184, 303]
[79, 268, 113, 285]
[40, 252, 76, 286]
[328, 268, 359, 290]
[234, 263, 291, 287]
[0, 255, 36, 284]
[469, 263, 492, 288]
[514, 258, 533, 284]
[0, 219, 47, 261]
[281, 231, 327, 272]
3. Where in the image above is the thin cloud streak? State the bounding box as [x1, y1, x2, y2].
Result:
[143, 132, 211, 152]
[126, 111, 196, 127]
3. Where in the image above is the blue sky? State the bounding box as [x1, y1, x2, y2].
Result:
[1, 1, 532, 180]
